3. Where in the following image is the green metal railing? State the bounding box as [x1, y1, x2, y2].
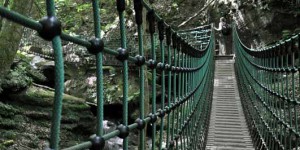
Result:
[0, 0, 215, 149]
[178, 25, 211, 50]
[234, 25, 300, 150]
[19, 27, 164, 67]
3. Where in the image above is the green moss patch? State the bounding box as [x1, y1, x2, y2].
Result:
[0, 118, 19, 129]
[0, 102, 19, 117]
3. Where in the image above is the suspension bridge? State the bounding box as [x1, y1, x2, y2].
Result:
[0, 0, 299, 150]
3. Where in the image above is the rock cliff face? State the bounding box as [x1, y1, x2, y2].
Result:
[232, 1, 299, 48]
[209, 0, 299, 48]
[158, 0, 299, 48]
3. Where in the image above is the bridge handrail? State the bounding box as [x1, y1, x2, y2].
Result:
[0, 0, 215, 150]
[234, 23, 300, 149]
[178, 24, 211, 33]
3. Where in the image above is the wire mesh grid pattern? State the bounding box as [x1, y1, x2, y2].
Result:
[0, 0, 215, 149]
[234, 24, 300, 150]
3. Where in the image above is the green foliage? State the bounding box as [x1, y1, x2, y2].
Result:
[0, 131, 17, 140]
[2, 63, 32, 92]
[0, 102, 19, 118]
[38, 0, 118, 36]
[54, 0, 91, 33]
[0, 129, 17, 148]
[0, 118, 19, 129]
[0, 140, 14, 149]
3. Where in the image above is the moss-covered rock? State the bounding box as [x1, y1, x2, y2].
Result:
[0, 85, 96, 149]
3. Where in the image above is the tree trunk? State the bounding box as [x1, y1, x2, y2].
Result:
[0, 0, 10, 30]
[0, 0, 34, 92]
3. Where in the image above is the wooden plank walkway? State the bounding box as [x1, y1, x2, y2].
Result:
[206, 58, 254, 150]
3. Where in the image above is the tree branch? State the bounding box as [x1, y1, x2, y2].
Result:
[178, 0, 215, 28]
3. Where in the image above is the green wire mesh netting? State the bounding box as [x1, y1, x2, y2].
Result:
[234, 24, 300, 150]
[0, 0, 215, 149]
